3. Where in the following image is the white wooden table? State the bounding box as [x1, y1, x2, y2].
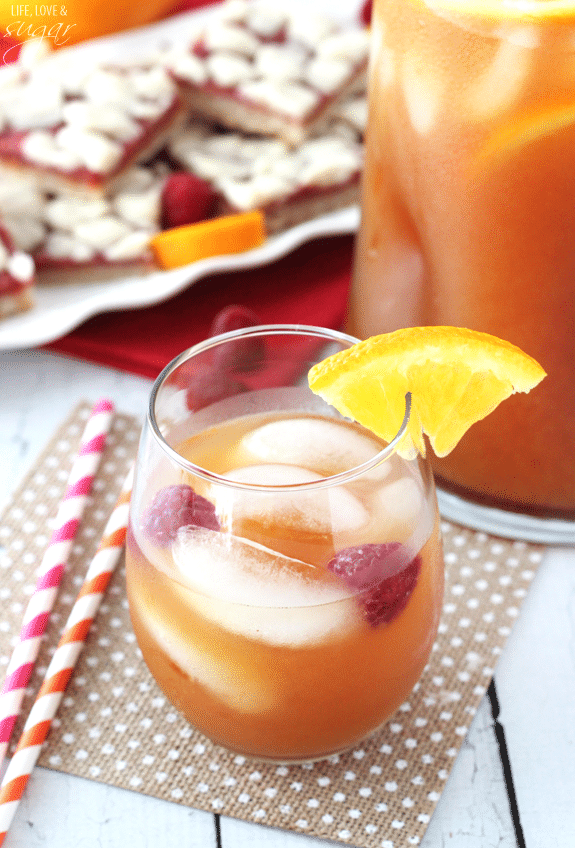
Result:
[1, 348, 574, 848]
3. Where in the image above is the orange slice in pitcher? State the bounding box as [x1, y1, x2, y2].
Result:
[474, 102, 575, 170]
[308, 327, 546, 459]
[424, 0, 575, 24]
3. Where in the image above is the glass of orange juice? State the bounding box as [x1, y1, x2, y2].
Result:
[347, 0, 575, 527]
[125, 325, 444, 762]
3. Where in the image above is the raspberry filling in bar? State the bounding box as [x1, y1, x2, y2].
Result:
[162, 0, 369, 145]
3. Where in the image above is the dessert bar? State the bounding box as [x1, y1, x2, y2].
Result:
[169, 108, 365, 233]
[0, 167, 165, 283]
[162, 0, 369, 146]
[0, 43, 187, 197]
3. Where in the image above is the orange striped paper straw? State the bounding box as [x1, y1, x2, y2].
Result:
[0, 466, 133, 845]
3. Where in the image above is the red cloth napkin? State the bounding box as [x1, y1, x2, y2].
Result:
[46, 235, 355, 380]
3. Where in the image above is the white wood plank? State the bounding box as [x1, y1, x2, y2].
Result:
[420, 693, 517, 847]
[220, 815, 343, 848]
[0, 349, 152, 512]
[494, 546, 575, 845]
[1, 765, 217, 848]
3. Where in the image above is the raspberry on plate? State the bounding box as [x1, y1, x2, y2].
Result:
[142, 484, 220, 546]
[327, 542, 421, 627]
[161, 171, 215, 229]
[359, 0, 373, 26]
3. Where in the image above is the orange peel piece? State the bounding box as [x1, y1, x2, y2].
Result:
[151, 211, 266, 269]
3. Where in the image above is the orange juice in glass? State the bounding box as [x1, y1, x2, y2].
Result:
[125, 325, 444, 762]
[347, 0, 575, 518]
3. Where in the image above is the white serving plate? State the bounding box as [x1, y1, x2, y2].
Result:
[0, 206, 359, 349]
[0, 0, 364, 350]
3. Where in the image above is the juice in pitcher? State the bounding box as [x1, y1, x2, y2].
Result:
[347, 0, 575, 516]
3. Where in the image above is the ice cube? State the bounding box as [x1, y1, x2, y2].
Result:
[376, 45, 395, 89]
[225, 462, 320, 487]
[217, 463, 370, 535]
[137, 594, 277, 713]
[171, 525, 358, 645]
[185, 586, 358, 647]
[402, 52, 443, 135]
[371, 476, 433, 547]
[493, 23, 541, 50]
[237, 417, 388, 477]
[464, 39, 532, 121]
[173, 524, 346, 606]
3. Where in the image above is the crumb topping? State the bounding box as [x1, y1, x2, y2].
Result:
[162, 0, 369, 122]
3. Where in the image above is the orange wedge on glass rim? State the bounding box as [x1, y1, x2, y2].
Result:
[308, 326, 546, 459]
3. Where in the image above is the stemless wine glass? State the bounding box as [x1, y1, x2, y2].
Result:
[125, 325, 444, 762]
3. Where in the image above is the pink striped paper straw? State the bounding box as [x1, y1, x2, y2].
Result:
[0, 466, 133, 845]
[0, 399, 114, 764]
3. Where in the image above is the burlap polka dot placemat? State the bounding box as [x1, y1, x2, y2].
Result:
[0, 401, 545, 848]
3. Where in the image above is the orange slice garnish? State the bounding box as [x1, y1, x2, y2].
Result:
[151, 211, 266, 269]
[308, 326, 546, 459]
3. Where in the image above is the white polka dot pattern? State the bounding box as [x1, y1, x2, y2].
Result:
[0, 402, 545, 848]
